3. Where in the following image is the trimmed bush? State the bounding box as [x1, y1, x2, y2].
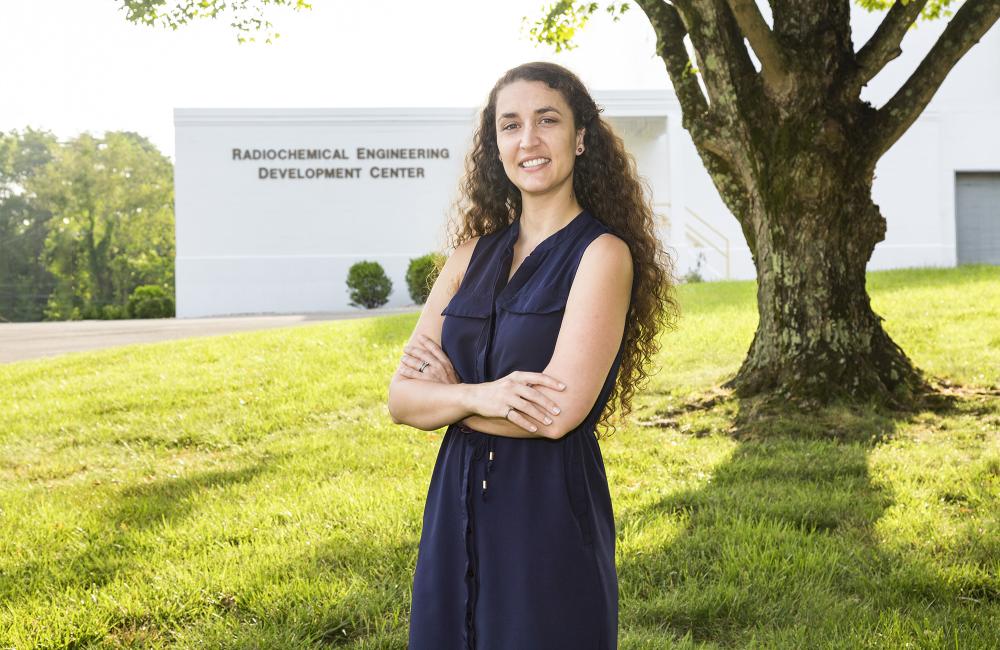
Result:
[406, 253, 445, 305]
[100, 304, 126, 320]
[346, 261, 392, 309]
[127, 285, 175, 319]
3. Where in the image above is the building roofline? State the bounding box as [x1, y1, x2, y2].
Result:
[173, 89, 680, 126]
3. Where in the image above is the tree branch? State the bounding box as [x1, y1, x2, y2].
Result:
[696, 145, 755, 245]
[724, 0, 792, 96]
[635, 0, 710, 118]
[670, 0, 761, 125]
[870, 0, 1000, 160]
[854, 0, 930, 88]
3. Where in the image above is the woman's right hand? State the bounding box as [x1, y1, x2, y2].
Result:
[469, 371, 566, 433]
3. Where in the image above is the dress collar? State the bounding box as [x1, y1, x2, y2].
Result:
[505, 208, 590, 257]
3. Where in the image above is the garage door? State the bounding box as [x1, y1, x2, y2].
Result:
[956, 172, 1000, 265]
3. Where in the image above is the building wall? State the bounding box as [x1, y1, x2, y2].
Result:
[175, 108, 479, 317]
[174, 97, 672, 317]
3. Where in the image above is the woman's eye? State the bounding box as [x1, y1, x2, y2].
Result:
[502, 118, 555, 131]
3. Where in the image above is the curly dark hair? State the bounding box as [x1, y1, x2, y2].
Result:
[443, 61, 680, 440]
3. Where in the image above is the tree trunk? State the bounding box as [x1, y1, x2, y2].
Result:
[536, 0, 998, 411]
[720, 167, 930, 408]
[627, 0, 1000, 411]
[84, 211, 115, 310]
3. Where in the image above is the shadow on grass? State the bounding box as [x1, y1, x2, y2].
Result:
[151, 530, 420, 648]
[4, 461, 275, 609]
[273, 535, 417, 648]
[623, 385, 999, 647]
[619, 438, 891, 647]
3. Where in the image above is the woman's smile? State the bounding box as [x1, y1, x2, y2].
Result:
[519, 157, 551, 172]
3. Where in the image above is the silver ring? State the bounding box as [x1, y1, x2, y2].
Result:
[504, 406, 514, 419]
[418, 360, 429, 372]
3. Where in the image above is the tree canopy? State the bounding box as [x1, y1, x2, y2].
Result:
[118, 0, 312, 43]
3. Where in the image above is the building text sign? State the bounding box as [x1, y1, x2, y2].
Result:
[232, 146, 452, 180]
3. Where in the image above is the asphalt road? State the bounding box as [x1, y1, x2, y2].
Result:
[0, 307, 420, 364]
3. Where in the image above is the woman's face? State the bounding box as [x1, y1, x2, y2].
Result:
[494, 79, 585, 199]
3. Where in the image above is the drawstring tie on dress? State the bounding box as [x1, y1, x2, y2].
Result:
[459, 424, 498, 503]
[482, 435, 496, 502]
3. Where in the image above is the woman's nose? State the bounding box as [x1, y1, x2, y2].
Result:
[519, 124, 541, 147]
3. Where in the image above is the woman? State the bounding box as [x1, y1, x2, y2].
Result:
[388, 61, 677, 649]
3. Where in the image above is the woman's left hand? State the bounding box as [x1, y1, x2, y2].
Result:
[397, 334, 460, 384]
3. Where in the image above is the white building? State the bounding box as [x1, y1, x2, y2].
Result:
[173, 12, 1000, 318]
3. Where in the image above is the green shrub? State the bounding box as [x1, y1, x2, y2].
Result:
[127, 285, 175, 319]
[406, 253, 445, 305]
[346, 261, 392, 309]
[682, 251, 707, 284]
[100, 304, 126, 320]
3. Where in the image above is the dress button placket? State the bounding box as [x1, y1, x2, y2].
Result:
[462, 429, 480, 649]
[462, 238, 511, 649]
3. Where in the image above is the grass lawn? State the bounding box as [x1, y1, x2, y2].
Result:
[1, 264, 998, 649]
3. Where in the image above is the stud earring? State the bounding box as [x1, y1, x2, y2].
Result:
[577, 146, 584, 154]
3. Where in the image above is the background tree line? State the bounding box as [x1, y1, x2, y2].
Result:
[0, 128, 175, 322]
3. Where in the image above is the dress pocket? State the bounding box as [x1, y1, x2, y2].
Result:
[496, 288, 567, 315]
[441, 292, 492, 319]
[440, 292, 491, 384]
[493, 287, 567, 374]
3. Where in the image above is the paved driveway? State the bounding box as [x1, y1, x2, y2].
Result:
[0, 307, 420, 364]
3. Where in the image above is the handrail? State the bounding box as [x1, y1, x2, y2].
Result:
[683, 207, 731, 278]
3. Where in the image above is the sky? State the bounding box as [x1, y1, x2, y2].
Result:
[0, 0, 673, 161]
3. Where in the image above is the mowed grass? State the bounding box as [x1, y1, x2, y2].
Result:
[1, 264, 998, 649]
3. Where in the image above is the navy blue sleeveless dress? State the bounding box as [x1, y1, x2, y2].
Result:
[408, 208, 625, 650]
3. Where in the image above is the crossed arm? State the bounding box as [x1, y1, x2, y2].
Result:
[387, 233, 633, 440]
